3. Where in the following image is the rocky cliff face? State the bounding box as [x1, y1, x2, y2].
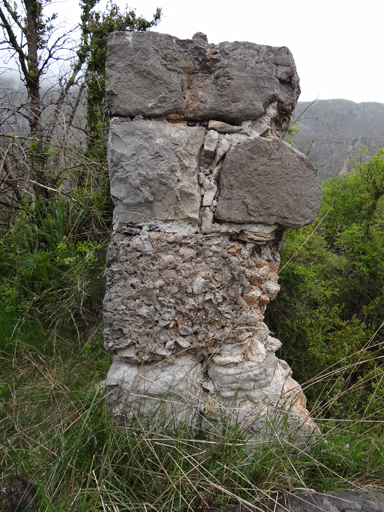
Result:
[293, 99, 384, 181]
[104, 31, 322, 438]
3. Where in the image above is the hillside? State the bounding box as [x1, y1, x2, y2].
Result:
[293, 99, 384, 181]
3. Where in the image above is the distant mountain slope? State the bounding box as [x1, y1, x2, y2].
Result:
[292, 99, 384, 181]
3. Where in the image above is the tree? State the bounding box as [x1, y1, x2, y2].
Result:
[0, 0, 80, 154]
[0, 0, 161, 197]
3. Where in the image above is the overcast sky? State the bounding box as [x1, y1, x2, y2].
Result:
[49, 0, 383, 104]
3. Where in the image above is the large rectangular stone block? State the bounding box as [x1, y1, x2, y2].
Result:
[106, 31, 300, 129]
[109, 118, 205, 225]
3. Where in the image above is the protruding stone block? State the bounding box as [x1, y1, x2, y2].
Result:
[106, 31, 300, 129]
[215, 137, 323, 228]
[200, 130, 219, 165]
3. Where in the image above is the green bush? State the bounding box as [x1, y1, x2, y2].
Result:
[0, 193, 110, 350]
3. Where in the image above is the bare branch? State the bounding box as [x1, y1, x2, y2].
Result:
[0, 5, 29, 77]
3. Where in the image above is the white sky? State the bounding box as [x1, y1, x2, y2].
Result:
[49, 0, 383, 104]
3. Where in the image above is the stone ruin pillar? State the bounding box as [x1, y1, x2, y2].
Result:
[103, 31, 322, 437]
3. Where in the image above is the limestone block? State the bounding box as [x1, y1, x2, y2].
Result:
[106, 355, 203, 422]
[208, 120, 251, 136]
[201, 207, 214, 234]
[251, 102, 278, 135]
[212, 135, 232, 167]
[202, 182, 218, 206]
[108, 118, 205, 225]
[106, 31, 300, 129]
[200, 130, 219, 165]
[208, 357, 277, 399]
[205, 357, 318, 435]
[274, 490, 384, 512]
[211, 222, 279, 242]
[215, 137, 323, 228]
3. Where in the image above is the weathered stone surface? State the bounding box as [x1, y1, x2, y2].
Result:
[205, 355, 317, 435]
[107, 355, 203, 422]
[106, 31, 300, 129]
[212, 135, 232, 166]
[104, 232, 279, 361]
[0, 476, 38, 512]
[208, 120, 251, 136]
[200, 207, 214, 234]
[108, 118, 205, 225]
[215, 137, 323, 228]
[222, 490, 384, 512]
[273, 490, 384, 512]
[211, 222, 279, 242]
[251, 102, 278, 136]
[104, 230, 318, 435]
[200, 130, 219, 165]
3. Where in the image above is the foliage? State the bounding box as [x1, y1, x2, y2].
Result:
[0, 195, 109, 348]
[285, 121, 299, 146]
[0, 0, 161, 207]
[0, 0, 160, 335]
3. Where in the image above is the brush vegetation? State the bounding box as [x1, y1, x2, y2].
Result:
[1, 144, 384, 509]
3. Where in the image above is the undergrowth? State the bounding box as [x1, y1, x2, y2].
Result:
[1, 149, 384, 510]
[1, 327, 384, 511]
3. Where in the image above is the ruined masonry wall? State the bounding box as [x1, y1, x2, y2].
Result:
[104, 31, 322, 436]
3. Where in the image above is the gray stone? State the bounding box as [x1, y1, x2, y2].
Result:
[222, 491, 384, 512]
[0, 476, 38, 512]
[108, 119, 205, 225]
[202, 182, 218, 206]
[205, 356, 318, 436]
[251, 102, 278, 136]
[200, 130, 219, 165]
[201, 207, 214, 234]
[211, 222, 278, 242]
[104, 232, 279, 361]
[273, 490, 384, 512]
[215, 137, 322, 228]
[208, 120, 251, 136]
[265, 335, 282, 351]
[208, 359, 277, 395]
[106, 31, 300, 128]
[192, 32, 208, 44]
[103, 233, 317, 436]
[212, 135, 232, 167]
[106, 356, 203, 422]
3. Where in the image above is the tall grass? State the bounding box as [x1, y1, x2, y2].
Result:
[1, 325, 384, 511]
[1, 193, 384, 511]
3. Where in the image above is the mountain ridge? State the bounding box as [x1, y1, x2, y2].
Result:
[292, 99, 384, 180]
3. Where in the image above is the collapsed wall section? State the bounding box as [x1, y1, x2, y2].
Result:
[104, 31, 322, 437]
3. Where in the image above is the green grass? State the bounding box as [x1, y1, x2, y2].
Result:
[1, 322, 384, 511]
